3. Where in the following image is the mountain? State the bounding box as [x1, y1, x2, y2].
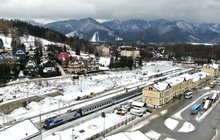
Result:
[24, 20, 43, 27]
[44, 18, 120, 42]
[45, 18, 220, 43]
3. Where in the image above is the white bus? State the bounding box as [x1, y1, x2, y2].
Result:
[184, 92, 193, 99]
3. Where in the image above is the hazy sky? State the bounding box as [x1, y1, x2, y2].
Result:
[1, 0, 220, 23]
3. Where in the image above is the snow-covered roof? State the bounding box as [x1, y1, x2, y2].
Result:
[132, 101, 145, 107]
[165, 77, 184, 87]
[203, 63, 219, 69]
[178, 73, 193, 80]
[0, 119, 40, 140]
[153, 82, 169, 91]
[192, 72, 209, 82]
[103, 131, 150, 140]
[0, 34, 12, 49]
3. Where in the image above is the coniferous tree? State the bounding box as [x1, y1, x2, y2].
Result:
[76, 45, 80, 55]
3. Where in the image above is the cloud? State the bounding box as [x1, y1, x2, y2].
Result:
[0, 0, 220, 23]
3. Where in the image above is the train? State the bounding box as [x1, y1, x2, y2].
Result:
[43, 86, 143, 129]
[43, 68, 193, 129]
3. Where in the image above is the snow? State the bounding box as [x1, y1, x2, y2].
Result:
[160, 109, 168, 115]
[99, 57, 110, 67]
[192, 72, 209, 82]
[178, 122, 195, 133]
[203, 63, 219, 69]
[0, 119, 40, 140]
[178, 73, 193, 80]
[204, 87, 211, 90]
[164, 138, 176, 140]
[0, 34, 12, 49]
[0, 61, 179, 127]
[145, 130, 161, 140]
[131, 101, 145, 107]
[90, 32, 100, 42]
[165, 77, 184, 87]
[104, 131, 150, 140]
[164, 118, 179, 130]
[44, 113, 134, 140]
[153, 82, 169, 91]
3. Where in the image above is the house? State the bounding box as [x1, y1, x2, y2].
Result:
[119, 46, 140, 59]
[67, 61, 86, 74]
[12, 46, 26, 61]
[97, 45, 110, 57]
[40, 60, 61, 77]
[23, 59, 39, 77]
[201, 64, 219, 77]
[57, 52, 69, 68]
[87, 58, 100, 73]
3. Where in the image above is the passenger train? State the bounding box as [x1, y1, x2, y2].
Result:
[43, 86, 143, 129]
[43, 68, 194, 129]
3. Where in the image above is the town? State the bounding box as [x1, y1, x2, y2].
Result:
[1, 0, 220, 140]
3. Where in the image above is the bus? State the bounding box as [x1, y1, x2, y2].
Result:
[184, 91, 193, 99]
[191, 103, 201, 114]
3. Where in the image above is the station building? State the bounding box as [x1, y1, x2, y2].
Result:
[201, 63, 219, 77]
[142, 71, 209, 107]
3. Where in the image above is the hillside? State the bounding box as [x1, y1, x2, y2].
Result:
[44, 18, 220, 43]
[0, 19, 91, 53]
[44, 18, 120, 42]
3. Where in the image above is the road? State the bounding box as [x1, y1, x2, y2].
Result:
[124, 86, 220, 140]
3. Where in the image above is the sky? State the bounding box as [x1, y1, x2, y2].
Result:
[0, 0, 220, 24]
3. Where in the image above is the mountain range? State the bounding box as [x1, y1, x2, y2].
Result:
[41, 18, 220, 43]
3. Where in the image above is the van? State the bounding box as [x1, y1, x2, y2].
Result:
[130, 108, 145, 117]
[203, 100, 212, 111]
[191, 103, 201, 114]
[184, 92, 193, 99]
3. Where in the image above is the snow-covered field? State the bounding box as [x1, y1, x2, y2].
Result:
[44, 113, 133, 140]
[0, 61, 178, 124]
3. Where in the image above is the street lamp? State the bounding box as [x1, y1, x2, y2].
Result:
[101, 112, 106, 138]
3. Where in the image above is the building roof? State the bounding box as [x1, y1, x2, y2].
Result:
[165, 77, 184, 87]
[0, 119, 40, 140]
[178, 73, 193, 80]
[203, 63, 219, 69]
[153, 82, 169, 91]
[192, 72, 209, 82]
[132, 101, 145, 107]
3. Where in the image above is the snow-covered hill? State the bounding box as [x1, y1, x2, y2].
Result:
[0, 34, 70, 51]
[45, 18, 220, 43]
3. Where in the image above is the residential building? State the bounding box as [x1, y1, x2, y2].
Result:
[119, 46, 140, 59]
[97, 45, 110, 57]
[67, 61, 86, 74]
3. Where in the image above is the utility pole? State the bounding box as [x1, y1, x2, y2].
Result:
[101, 112, 106, 138]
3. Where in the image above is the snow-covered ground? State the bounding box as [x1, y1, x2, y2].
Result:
[164, 118, 179, 130]
[44, 113, 133, 140]
[145, 130, 161, 140]
[0, 61, 178, 126]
